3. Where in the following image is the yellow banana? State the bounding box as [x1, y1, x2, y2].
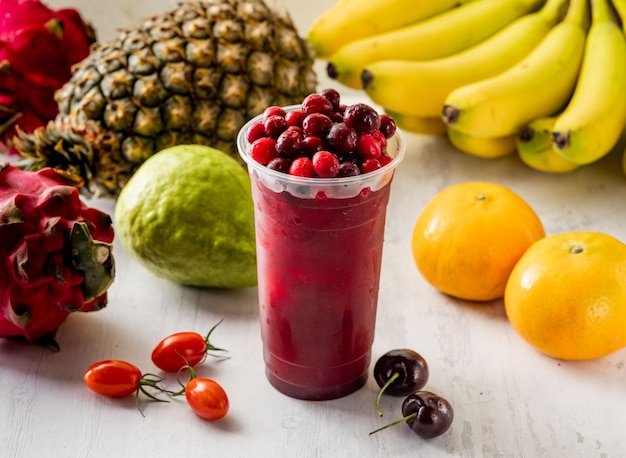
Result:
[612, 0, 626, 30]
[447, 127, 516, 159]
[327, 0, 546, 89]
[551, 0, 626, 164]
[308, 0, 477, 59]
[362, 0, 568, 118]
[516, 117, 580, 173]
[385, 110, 447, 136]
[442, 0, 588, 138]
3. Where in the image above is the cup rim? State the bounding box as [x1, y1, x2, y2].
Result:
[236, 104, 406, 188]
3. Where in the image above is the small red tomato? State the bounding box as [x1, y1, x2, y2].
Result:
[152, 332, 207, 372]
[151, 320, 226, 373]
[83, 360, 142, 398]
[185, 378, 229, 421]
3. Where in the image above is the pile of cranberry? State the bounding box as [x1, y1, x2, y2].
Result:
[245, 89, 397, 178]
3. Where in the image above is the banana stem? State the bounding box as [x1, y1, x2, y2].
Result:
[589, 0, 611, 23]
[540, 0, 569, 20]
[563, 0, 590, 26]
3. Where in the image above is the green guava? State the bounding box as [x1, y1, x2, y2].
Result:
[114, 145, 257, 288]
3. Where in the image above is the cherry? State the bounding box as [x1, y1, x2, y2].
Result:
[373, 349, 429, 416]
[326, 122, 357, 153]
[369, 391, 454, 439]
[312, 151, 339, 178]
[379, 114, 397, 139]
[267, 157, 291, 174]
[302, 135, 324, 156]
[276, 129, 303, 159]
[303, 113, 333, 137]
[250, 137, 277, 165]
[343, 103, 381, 134]
[320, 87, 341, 110]
[264, 115, 287, 138]
[336, 161, 360, 177]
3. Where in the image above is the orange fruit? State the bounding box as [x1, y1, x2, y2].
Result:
[505, 232, 626, 360]
[411, 181, 545, 301]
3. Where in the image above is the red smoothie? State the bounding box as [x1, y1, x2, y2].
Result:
[251, 175, 394, 400]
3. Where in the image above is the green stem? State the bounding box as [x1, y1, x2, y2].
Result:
[375, 372, 400, 417]
[369, 412, 418, 436]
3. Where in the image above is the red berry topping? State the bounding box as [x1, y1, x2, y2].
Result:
[370, 130, 387, 150]
[343, 103, 381, 134]
[380, 114, 397, 139]
[246, 122, 267, 143]
[301, 93, 334, 115]
[302, 135, 325, 156]
[355, 134, 382, 159]
[320, 88, 341, 110]
[285, 110, 306, 127]
[327, 122, 357, 153]
[360, 158, 382, 174]
[276, 129, 303, 159]
[337, 161, 361, 177]
[262, 106, 286, 123]
[267, 157, 291, 174]
[289, 157, 314, 177]
[303, 113, 332, 137]
[312, 151, 340, 178]
[379, 154, 393, 167]
[264, 115, 287, 138]
[250, 137, 278, 165]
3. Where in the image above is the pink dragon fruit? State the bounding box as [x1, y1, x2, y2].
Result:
[0, 0, 96, 152]
[0, 163, 114, 347]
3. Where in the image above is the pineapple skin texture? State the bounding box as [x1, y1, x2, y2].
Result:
[15, 0, 317, 197]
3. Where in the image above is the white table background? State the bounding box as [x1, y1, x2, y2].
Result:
[2, 1, 626, 457]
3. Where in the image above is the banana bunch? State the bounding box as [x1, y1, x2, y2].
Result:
[308, 0, 626, 174]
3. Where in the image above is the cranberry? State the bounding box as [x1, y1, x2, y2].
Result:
[371, 130, 387, 150]
[336, 162, 360, 177]
[303, 113, 333, 137]
[276, 129, 303, 159]
[344, 103, 381, 134]
[360, 158, 381, 174]
[250, 137, 277, 165]
[262, 106, 286, 123]
[320, 88, 341, 110]
[380, 154, 392, 167]
[356, 134, 382, 159]
[246, 122, 267, 143]
[266, 157, 291, 174]
[302, 135, 324, 156]
[301, 93, 334, 115]
[312, 151, 339, 178]
[289, 157, 314, 177]
[326, 123, 357, 153]
[285, 110, 306, 127]
[380, 114, 397, 139]
[264, 115, 287, 138]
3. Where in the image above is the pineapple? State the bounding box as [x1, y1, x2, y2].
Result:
[14, 0, 317, 197]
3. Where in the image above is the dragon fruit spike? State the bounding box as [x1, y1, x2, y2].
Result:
[0, 163, 115, 347]
[0, 0, 96, 152]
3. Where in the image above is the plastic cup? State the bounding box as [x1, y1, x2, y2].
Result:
[237, 106, 405, 400]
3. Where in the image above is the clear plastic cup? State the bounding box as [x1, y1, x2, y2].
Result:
[237, 106, 405, 400]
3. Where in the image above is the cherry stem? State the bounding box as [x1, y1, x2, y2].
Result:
[369, 411, 417, 436]
[375, 372, 400, 417]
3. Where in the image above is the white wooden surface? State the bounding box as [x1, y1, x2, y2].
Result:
[2, 1, 626, 457]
